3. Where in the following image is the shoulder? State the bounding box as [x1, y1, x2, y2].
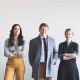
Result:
[23, 39, 26, 43]
[5, 38, 9, 43]
[29, 37, 40, 46]
[72, 41, 78, 46]
[48, 36, 57, 45]
[4, 38, 9, 46]
[59, 42, 65, 46]
[48, 36, 55, 41]
[22, 39, 26, 45]
[30, 36, 40, 42]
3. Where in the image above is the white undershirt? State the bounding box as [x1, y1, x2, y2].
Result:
[40, 36, 47, 62]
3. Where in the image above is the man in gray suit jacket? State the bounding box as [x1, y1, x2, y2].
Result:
[28, 23, 57, 80]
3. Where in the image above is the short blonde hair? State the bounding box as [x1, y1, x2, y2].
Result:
[65, 28, 74, 35]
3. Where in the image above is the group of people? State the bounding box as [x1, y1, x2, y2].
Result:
[4, 23, 79, 80]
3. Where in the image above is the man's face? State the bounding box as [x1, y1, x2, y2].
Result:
[39, 26, 48, 37]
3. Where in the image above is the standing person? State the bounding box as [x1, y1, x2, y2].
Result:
[57, 28, 79, 80]
[4, 24, 25, 80]
[28, 23, 57, 80]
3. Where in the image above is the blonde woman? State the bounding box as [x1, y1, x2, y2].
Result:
[57, 28, 79, 80]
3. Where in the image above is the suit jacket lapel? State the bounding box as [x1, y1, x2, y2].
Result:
[37, 36, 42, 54]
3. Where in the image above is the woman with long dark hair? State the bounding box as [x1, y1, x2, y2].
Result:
[4, 24, 25, 80]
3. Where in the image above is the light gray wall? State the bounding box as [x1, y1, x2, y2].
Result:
[0, 0, 80, 80]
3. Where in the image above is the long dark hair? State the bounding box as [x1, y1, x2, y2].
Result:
[8, 24, 24, 47]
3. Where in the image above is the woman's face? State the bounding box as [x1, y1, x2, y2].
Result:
[65, 30, 73, 41]
[13, 25, 20, 36]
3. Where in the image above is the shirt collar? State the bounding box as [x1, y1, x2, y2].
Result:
[40, 36, 47, 40]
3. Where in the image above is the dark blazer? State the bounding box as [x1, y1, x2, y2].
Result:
[28, 35, 57, 79]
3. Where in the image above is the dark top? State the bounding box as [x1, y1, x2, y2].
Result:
[58, 41, 78, 61]
[57, 41, 79, 80]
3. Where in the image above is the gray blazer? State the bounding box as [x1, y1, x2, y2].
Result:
[28, 36, 57, 79]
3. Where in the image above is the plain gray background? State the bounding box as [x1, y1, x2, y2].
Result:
[0, 0, 80, 80]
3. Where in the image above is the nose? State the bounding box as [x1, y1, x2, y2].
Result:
[43, 29, 46, 32]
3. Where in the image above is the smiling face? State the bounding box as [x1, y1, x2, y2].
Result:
[13, 25, 20, 37]
[65, 30, 73, 41]
[39, 26, 48, 37]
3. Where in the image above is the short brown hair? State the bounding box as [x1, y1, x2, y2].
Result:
[39, 23, 49, 30]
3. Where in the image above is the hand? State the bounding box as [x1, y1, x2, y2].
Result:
[10, 54, 17, 58]
[63, 56, 70, 60]
[13, 52, 21, 57]
[64, 53, 68, 56]
[64, 52, 77, 58]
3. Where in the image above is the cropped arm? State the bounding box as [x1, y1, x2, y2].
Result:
[64, 43, 79, 59]
[52, 40, 58, 65]
[28, 40, 34, 67]
[58, 44, 64, 60]
[4, 39, 12, 57]
[17, 40, 26, 57]
[53, 40, 57, 59]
